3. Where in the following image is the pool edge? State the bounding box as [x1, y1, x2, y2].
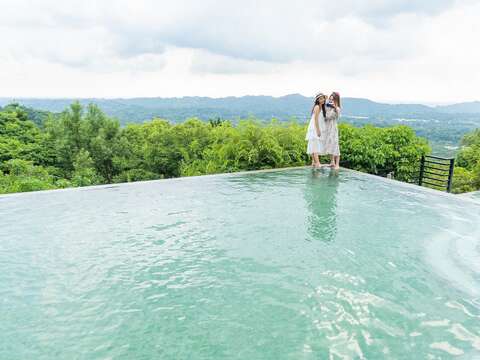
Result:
[1, 166, 479, 206]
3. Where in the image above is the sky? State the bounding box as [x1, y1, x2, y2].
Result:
[0, 0, 479, 103]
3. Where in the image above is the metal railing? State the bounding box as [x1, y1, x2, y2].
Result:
[418, 155, 455, 193]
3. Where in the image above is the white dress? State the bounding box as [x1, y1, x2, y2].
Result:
[322, 107, 340, 156]
[305, 110, 325, 154]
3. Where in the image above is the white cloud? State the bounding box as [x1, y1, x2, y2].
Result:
[190, 50, 279, 75]
[0, 0, 478, 102]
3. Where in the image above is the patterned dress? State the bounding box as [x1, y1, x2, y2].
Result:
[321, 107, 340, 156]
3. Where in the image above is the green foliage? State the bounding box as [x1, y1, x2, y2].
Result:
[2, 103, 52, 127]
[71, 149, 103, 187]
[0, 105, 51, 165]
[460, 129, 480, 147]
[451, 167, 476, 194]
[5, 97, 480, 160]
[0, 159, 56, 194]
[456, 146, 480, 171]
[0, 103, 432, 194]
[452, 128, 480, 193]
[44, 102, 121, 181]
[339, 124, 430, 182]
[209, 118, 224, 127]
[178, 120, 308, 176]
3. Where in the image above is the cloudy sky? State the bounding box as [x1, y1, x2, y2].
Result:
[0, 0, 479, 103]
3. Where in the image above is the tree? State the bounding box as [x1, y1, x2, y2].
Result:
[339, 124, 430, 182]
[71, 149, 102, 187]
[45, 102, 121, 181]
[0, 102, 435, 194]
[452, 167, 476, 194]
[0, 105, 51, 165]
[452, 128, 480, 193]
[0, 159, 55, 194]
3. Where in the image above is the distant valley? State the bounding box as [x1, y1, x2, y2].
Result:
[1, 94, 479, 156]
[1, 94, 480, 123]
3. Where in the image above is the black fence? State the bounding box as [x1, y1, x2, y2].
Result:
[418, 155, 455, 193]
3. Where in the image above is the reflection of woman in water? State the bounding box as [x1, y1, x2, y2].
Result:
[304, 171, 339, 242]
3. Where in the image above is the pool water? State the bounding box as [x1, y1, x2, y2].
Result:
[460, 191, 480, 202]
[1, 168, 480, 359]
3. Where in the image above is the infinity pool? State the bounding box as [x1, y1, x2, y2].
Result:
[1, 168, 480, 359]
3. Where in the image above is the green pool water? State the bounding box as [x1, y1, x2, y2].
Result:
[1, 168, 480, 359]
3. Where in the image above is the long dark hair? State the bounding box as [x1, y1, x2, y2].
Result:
[311, 92, 326, 118]
[331, 92, 341, 108]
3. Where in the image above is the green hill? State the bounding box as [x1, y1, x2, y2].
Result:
[1, 96, 479, 156]
[2, 95, 477, 124]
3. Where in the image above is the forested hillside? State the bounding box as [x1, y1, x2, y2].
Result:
[437, 101, 480, 114]
[0, 102, 431, 194]
[2, 95, 480, 123]
[2, 96, 479, 157]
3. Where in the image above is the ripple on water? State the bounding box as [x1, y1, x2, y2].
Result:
[1, 168, 480, 359]
[425, 205, 480, 298]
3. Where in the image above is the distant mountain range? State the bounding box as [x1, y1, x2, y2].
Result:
[1, 94, 479, 124]
[436, 101, 480, 114]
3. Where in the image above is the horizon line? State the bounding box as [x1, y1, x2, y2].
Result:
[0, 94, 478, 107]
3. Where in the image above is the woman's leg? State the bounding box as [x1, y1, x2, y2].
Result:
[334, 155, 340, 169]
[313, 153, 321, 168]
[330, 155, 335, 167]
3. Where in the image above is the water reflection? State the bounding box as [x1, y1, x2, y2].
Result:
[304, 169, 339, 242]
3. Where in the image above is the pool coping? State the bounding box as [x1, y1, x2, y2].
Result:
[0, 166, 306, 199]
[458, 190, 480, 199]
[1, 166, 479, 206]
[345, 168, 480, 206]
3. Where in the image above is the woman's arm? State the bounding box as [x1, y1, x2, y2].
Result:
[334, 105, 341, 117]
[314, 105, 321, 137]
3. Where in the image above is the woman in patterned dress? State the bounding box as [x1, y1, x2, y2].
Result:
[323, 92, 341, 169]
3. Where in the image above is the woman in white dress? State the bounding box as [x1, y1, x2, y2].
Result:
[305, 93, 327, 168]
[324, 92, 341, 169]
